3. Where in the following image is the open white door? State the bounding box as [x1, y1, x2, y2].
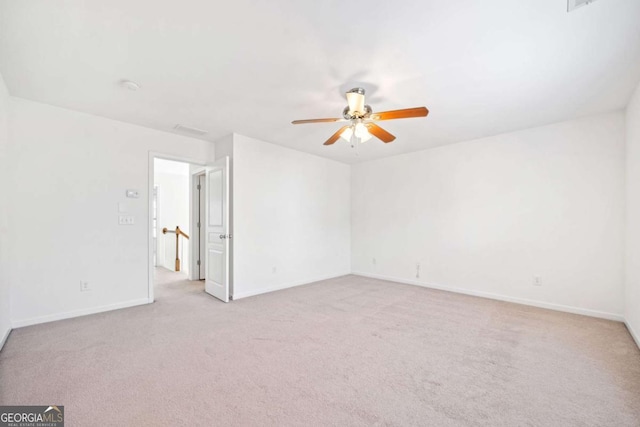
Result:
[205, 156, 230, 302]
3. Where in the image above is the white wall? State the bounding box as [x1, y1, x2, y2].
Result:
[213, 134, 233, 162]
[626, 82, 640, 345]
[8, 98, 210, 327]
[154, 159, 191, 273]
[231, 134, 351, 299]
[1, 96, 633, 331]
[352, 112, 626, 320]
[0, 73, 11, 348]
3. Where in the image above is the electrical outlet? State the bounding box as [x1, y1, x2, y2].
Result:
[416, 263, 421, 279]
[272, 266, 277, 274]
[80, 281, 91, 292]
[372, 258, 376, 265]
[533, 276, 542, 286]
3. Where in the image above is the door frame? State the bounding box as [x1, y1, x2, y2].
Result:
[148, 151, 205, 303]
[153, 185, 160, 267]
[190, 170, 207, 281]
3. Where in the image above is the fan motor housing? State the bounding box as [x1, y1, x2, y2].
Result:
[343, 104, 372, 120]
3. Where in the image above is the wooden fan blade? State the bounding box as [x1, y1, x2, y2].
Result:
[292, 118, 344, 124]
[324, 126, 350, 146]
[365, 123, 396, 143]
[370, 107, 429, 121]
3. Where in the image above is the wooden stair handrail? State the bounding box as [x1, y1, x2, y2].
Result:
[162, 226, 190, 272]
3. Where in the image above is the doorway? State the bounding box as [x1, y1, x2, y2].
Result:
[154, 159, 191, 273]
[153, 158, 198, 300]
[148, 153, 232, 304]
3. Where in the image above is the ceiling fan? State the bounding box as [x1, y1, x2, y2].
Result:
[292, 87, 429, 146]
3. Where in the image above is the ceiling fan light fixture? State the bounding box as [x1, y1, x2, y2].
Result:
[340, 123, 372, 144]
[354, 123, 372, 142]
[340, 126, 354, 141]
[291, 86, 427, 147]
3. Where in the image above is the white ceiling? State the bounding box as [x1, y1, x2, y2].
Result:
[1, 0, 640, 163]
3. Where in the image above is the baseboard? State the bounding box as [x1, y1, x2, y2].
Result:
[232, 272, 351, 300]
[625, 321, 640, 349]
[11, 298, 152, 328]
[0, 327, 11, 352]
[352, 271, 624, 322]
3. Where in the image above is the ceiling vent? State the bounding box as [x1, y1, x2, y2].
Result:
[173, 124, 208, 137]
[567, 0, 600, 12]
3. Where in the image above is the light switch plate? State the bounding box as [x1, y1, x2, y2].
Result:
[118, 215, 135, 225]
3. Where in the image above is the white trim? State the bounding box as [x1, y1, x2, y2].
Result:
[148, 151, 206, 302]
[189, 168, 206, 281]
[352, 272, 624, 322]
[11, 298, 152, 328]
[625, 321, 640, 349]
[232, 272, 351, 300]
[0, 327, 11, 352]
[154, 184, 160, 268]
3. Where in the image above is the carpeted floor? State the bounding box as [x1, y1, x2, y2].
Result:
[1, 269, 639, 426]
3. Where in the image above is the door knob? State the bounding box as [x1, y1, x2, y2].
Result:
[219, 234, 226, 239]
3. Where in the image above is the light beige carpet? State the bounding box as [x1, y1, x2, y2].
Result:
[1, 270, 639, 426]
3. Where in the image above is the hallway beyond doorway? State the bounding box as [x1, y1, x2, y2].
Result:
[153, 267, 204, 301]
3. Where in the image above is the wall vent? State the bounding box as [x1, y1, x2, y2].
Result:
[568, 0, 600, 12]
[173, 124, 208, 137]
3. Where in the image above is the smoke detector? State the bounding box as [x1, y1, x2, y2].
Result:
[119, 79, 141, 91]
[173, 124, 208, 137]
[568, 0, 600, 12]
